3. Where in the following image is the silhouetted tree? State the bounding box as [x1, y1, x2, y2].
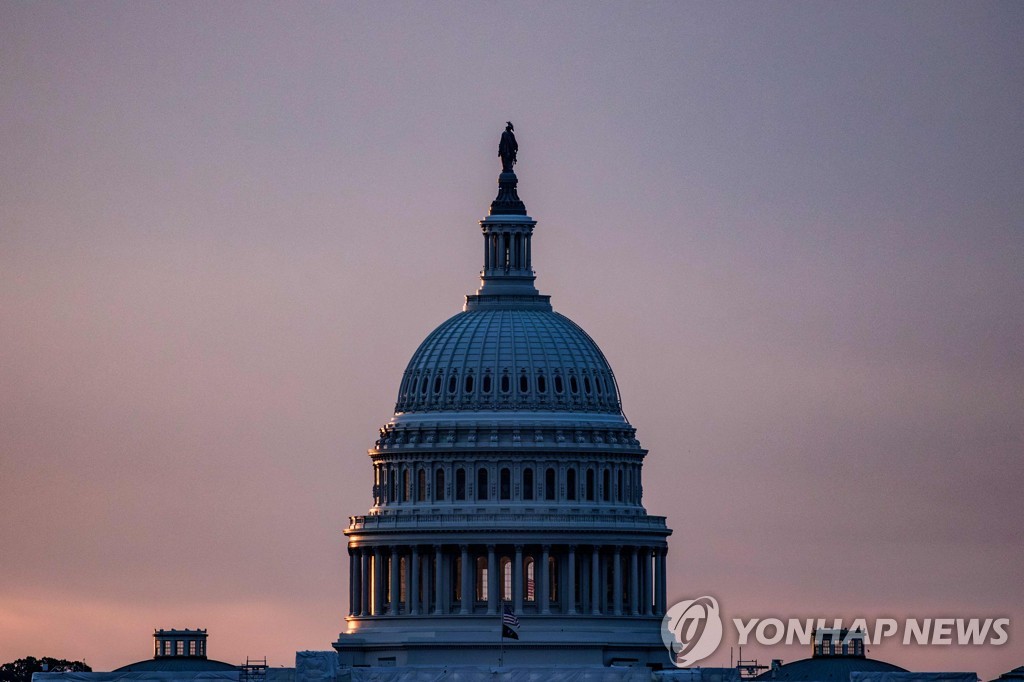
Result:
[0, 657, 91, 682]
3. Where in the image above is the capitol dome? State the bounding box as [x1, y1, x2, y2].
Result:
[395, 308, 622, 415]
[336, 130, 672, 669]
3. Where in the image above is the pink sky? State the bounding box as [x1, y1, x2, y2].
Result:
[1, 2, 1021, 679]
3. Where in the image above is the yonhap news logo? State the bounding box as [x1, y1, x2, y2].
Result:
[661, 596, 724, 667]
[661, 596, 1011, 668]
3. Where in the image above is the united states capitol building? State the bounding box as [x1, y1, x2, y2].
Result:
[333, 126, 673, 668]
[33, 128, 989, 682]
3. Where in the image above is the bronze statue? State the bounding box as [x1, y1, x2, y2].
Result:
[499, 121, 518, 172]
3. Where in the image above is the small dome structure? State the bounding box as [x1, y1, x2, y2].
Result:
[112, 629, 237, 672]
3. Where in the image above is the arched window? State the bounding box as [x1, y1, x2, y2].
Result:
[594, 374, 603, 394]
[420, 375, 429, 395]
[537, 374, 546, 393]
[519, 374, 529, 393]
[602, 469, 611, 502]
[566, 468, 577, 501]
[455, 468, 466, 501]
[584, 376, 592, 394]
[476, 557, 488, 601]
[477, 467, 489, 501]
[554, 375, 564, 394]
[482, 374, 492, 393]
[465, 374, 474, 393]
[500, 467, 511, 500]
[448, 375, 458, 394]
[390, 468, 398, 503]
[570, 376, 579, 394]
[501, 374, 510, 393]
[522, 467, 534, 500]
[617, 469, 623, 502]
[586, 468, 595, 501]
[433, 375, 442, 394]
[435, 468, 445, 502]
[403, 469, 411, 502]
[502, 557, 513, 601]
[545, 467, 556, 501]
[524, 557, 535, 602]
[417, 468, 427, 502]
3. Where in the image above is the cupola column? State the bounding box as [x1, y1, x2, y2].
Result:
[486, 545, 498, 615]
[409, 547, 420, 615]
[433, 545, 444, 615]
[459, 545, 471, 614]
[539, 544, 551, 614]
[612, 546, 623, 616]
[513, 545, 524, 612]
[389, 547, 401, 614]
[567, 545, 577, 615]
[629, 547, 640, 616]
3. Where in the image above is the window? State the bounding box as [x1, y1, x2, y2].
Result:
[602, 469, 611, 502]
[502, 557, 513, 601]
[448, 375, 457, 394]
[566, 468, 577, 500]
[501, 374, 510, 393]
[465, 375, 474, 393]
[390, 469, 397, 503]
[594, 375, 603, 394]
[482, 374, 492, 393]
[584, 376, 592, 394]
[420, 376, 428, 395]
[403, 469, 411, 502]
[477, 467, 489, 500]
[400, 557, 407, 602]
[176, 641, 184, 656]
[456, 468, 466, 500]
[524, 557, 535, 601]
[537, 375, 546, 393]
[476, 557, 488, 600]
[454, 556, 462, 601]
[189, 641, 196, 656]
[617, 470, 623, 502]
[548, 556, 559, 602]
[570, 376, 579, 394]
[519, 374, 528, 393]
[417, 468, 427, 502]
[554, 375, 564, 394]
[433, 375, 442, 393]
[586, 469, 595, 501]
[545, 467, 556, 501]
[435, 468, 445, 502]
[522, 467, 534, 500]
[500, 467, 511, 500]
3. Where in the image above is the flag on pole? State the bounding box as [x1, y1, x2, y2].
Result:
[502, 605, 520, 639]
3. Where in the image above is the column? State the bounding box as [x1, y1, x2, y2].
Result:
[655, 546, 667, 615]
[629, 546, 639, 616]
[487, 544, 498, 614]
[642, 547, 653, 616]
[612, 546, 623, 616]
[540, 544, 550, 614]
[348, 547, 358, 616]
[360, 548, 371, 616]
[372, 547, 384, 615]
[567, 545, 577, 615]
[459, 544, 471, 614]
[590, 546, 601, 615]
[410, 547, 420, 615]
[513, 544, 523, 612]
[422, 552, 432, 614]
[433, 545, 445, 615]
[389, 546, 401, 614]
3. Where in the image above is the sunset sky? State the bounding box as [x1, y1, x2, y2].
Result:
[1, 2, 1021, 679]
